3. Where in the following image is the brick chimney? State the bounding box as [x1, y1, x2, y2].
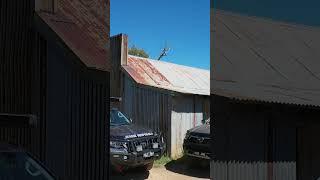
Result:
[35, 0, 58, 13]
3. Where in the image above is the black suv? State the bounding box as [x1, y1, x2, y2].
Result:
[0, 143, 56, 180]
[110, 108, 165, 172]
[183, 118, 211, 160]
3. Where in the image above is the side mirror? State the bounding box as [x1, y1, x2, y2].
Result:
[129, 118, 133, 123]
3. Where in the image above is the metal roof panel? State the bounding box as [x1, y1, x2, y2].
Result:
[123, 55, 210, 95]
[37, 0, 110, 71]
[211, 10, 320, 106]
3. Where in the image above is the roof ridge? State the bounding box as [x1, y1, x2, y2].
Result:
[128, 55, 209, 72]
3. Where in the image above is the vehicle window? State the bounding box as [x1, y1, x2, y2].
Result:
[0, 152, 55, 180]
[110, 110, 131, 126]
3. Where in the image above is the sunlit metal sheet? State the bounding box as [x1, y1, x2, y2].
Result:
[123, 55, 210, 96]
[212, 10, 320, 107]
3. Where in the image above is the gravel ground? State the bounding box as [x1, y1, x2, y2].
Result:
[110, 156, 210, 180]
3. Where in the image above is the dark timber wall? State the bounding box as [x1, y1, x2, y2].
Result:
[0, 0, 38, 155]
[1, 0, 110, 179]
[44, 38, 109, 180]
[211, 95, 320, 180]
[0, 0, 34, 114]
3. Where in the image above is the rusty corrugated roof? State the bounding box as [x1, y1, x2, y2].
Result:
[37, 0, 110, 71]
[212, 10, 320, 107]
[123, 55, 210, 96]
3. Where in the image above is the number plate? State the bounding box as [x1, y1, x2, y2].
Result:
[143, 151, 154, 158]
[152, 143, 159, 149]
[136, 145, 143, 152]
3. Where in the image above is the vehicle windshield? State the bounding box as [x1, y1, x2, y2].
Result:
[0, 152, 55, 180]
[110, 109, 131, 126]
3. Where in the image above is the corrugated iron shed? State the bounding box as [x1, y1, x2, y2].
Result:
[37, 0, 110, 71]
[212, 10, 320, 107]
[123, 55, 210, 96]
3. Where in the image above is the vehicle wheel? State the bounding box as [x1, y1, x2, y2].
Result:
[143, 162, 154, 171]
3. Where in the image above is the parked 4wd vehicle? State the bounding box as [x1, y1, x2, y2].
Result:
[183, 118, 211, 160]
[0, 143, 56, 180]
[110, 108, 166, 172]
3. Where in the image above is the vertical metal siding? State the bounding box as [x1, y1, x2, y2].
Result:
[0, 0, 33, 114]
[45, 41, 109, 180]
[211, 95, 297, 180]
[211, 161, 296, 180]
[0, 0, 38, 157]
[171, 94, 210, 158]
[122, 76, 210, 158]
[122, 76, 172, 154]
[1, 1, 110, 180]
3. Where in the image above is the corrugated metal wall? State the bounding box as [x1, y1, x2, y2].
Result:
[122, 76, 210, 158]
[1, 1, 110, 179]
[0, 0, 34, 114]
[45, 38, 109, 180]
[211, 161, 296, 180]
[211, 95, 296, 180]
[0, 0, 40, 156]
[171, 94, 210, 158]
[122, 76, 172, 154]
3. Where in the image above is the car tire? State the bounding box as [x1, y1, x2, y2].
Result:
[143, 162, 154, 171]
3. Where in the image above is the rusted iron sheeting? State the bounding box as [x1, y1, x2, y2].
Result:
[123, 55, 210, 96]
[57, 0, 110, 48]
[37, 11, 110, 71]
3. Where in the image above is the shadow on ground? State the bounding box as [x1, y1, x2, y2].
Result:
[109, 167, 150, 180]
[164, 156, 210, 179]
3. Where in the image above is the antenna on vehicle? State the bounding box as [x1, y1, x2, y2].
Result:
[157, 41, 171, 60]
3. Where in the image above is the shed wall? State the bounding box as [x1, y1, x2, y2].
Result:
[0, 0, 42, 157]
[211, 95, 296, 180]
[45, 38, 109, 180]
[1, 1, 110, 179]
[122, 76, 172, 154]
[122, 76, 210, 158]
[0, 0, 34, 114]
[171, 94, 210, 158]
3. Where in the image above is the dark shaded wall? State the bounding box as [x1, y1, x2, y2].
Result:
[44, 39, 109, 180]
[1, 0, 111, 179]
[211, 95, 297, 180]
[0, 0, 34, 114]
[0, 0, 40, 155]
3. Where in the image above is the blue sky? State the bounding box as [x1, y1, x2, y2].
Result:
[111, 1, 210, 70]
[213, 0, 320, 27]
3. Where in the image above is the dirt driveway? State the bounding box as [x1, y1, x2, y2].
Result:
[110, 157, 210, 180]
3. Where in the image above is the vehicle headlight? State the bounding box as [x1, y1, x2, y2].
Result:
[110, 141, 128, 149]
